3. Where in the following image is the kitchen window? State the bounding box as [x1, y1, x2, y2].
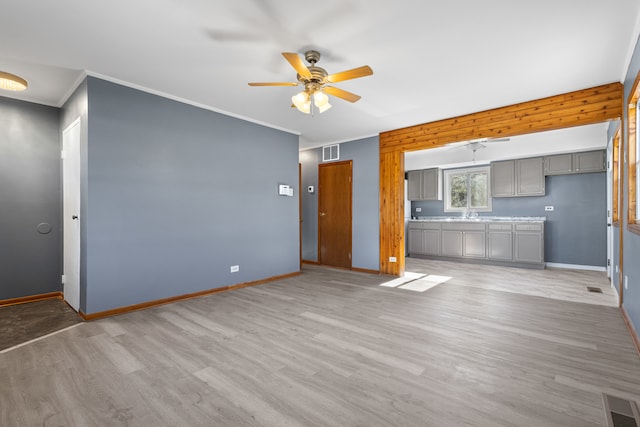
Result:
[443, 166, 492, 213]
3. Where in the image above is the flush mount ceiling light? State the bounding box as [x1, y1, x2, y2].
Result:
[249, 50, 373, 115]
[0, 71, 28, 91]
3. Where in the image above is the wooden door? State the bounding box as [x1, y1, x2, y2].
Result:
[318, 161, 352, 268]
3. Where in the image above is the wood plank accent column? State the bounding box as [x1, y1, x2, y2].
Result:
[379, 82, 623, 275]
[379, 150, 405, 275]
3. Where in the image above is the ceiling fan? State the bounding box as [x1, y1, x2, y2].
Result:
[447, 138, 511, 163]
[248, 50, 373, 114]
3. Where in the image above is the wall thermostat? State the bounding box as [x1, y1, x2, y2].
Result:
[307, 185, 315, 193]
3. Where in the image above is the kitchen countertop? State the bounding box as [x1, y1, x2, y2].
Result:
[410, 216, 546, 222]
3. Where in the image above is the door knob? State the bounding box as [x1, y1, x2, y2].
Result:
[319, 212, 326, 216]
[72, 215, 78, 220]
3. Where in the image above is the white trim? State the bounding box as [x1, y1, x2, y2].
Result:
[545, 262, 607, 272]
[79, 70, 301, 137]
[0, 323, 83, 354]
[56, 71, 89, 107]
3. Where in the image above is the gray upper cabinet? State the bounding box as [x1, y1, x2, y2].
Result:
[407, 170, 423, 200]
[490, 160, 515, 197]
[407, 168, 441, 201]
[544, 153, 573, 175]
[491, 157, 544, 197]
[574, 150, 606, 173]
[544, 150, 606, 175]
[516, 157, 545, 196]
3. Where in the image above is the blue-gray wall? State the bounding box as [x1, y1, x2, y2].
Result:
[76, 77, 299, 314]
[621, 33, 640, 335]
[0, 97, 61, 299]
[300, 136, 380, 271]
[412, 173, 607, 266]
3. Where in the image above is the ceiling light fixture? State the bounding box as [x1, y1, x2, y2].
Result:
[0, 71, 28, 91]
[291, 87, 332, 115]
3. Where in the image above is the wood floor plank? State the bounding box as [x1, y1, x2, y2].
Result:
[1, 260, 639, 426]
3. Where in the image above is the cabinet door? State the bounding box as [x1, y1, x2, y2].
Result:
[441, 230, 463, 257]
[514, 232, 543, 263]
[421, 168, 441, 200]
[487, 232, 513, 260]
[423, 228, 440, 255]
[516, 157, 545, 196]
[491, 160, 515, 197]
[574, 150, 605, 173]
[462, 231, 486, 258]
[408, 228, 424, 255]
[407, 170, 422, 201]
[544, 153, 573, 175]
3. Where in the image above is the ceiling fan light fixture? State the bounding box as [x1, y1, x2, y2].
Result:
[0, 71, 28, 91]
[292, 91, 311, 114]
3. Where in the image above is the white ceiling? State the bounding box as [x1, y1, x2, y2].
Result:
[1, 0, 639, 151]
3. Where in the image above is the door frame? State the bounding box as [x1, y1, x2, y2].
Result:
[62, 117, 82, 312]
[318, 160, 353, 268]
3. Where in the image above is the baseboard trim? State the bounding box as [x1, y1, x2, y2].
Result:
[545, 262, 607, 272]
[621, 306, 640, 358]
[0, 291, 63, 307]
[302, 260, 380, 274]
[351, 267, 381, 275]
[79, 271, 301, 321]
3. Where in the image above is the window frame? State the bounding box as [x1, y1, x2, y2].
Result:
[612, 126, 621, 226]
[628, 70, 640, 235]
[443, 166, 492, 213]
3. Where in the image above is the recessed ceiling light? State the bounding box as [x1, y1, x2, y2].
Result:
[0, 71, 28, 91]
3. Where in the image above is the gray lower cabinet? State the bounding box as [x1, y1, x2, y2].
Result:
[441, 230, 463, 257]
[441, 223, 486, 259]
[409, 220, 544, 267]
[408, 222, 440, 256]
[487, 223, 513, 261]
[514, 223, 544, 263]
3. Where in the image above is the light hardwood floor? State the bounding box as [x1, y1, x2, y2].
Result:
[1, 260, 638, 426]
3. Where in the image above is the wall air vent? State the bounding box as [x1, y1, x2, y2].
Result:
[322, 144, 339, 162]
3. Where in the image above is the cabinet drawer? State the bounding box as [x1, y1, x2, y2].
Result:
[514, 223, 543, 232]
[488, 223, 512, 231]
[442, 223, 486, 231]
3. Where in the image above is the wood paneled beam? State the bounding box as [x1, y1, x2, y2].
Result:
[380, 82, 623, 154]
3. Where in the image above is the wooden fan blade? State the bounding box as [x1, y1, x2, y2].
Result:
[324, 86, 361, 103]
[248, 82, 299, 86]
[282, 52, 312, 78]
[325, 65, 373, 83]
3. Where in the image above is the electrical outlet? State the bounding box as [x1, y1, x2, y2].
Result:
[545, 206, 554, 211]
[625, 275, 629, 290]
[415, 207, 422, 212]
[230, 265, 239, 273]
[389, 257, 397, 263]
